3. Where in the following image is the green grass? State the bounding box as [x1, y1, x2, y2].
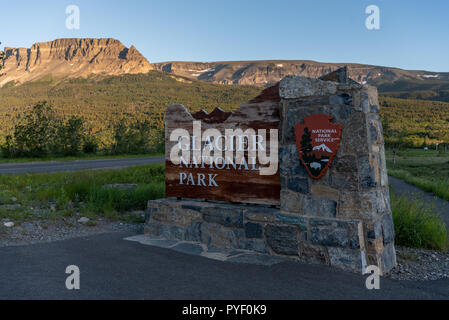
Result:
[390, 189, 448, 251]
[0, 164, 165, 222]
[386, 148, 449, 201]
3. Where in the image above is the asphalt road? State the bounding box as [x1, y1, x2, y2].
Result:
[0, 157, 165, 174]
[0, 232, 448, 300]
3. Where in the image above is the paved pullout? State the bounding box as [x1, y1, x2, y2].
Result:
[0, 232, 448, 300]
[389, 176, 449, 228]
[0, 157, 165, 174]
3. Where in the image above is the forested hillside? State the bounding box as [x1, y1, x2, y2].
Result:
[1, 70, 448, 153]
[0, 71, 261, 149]
[379, 96, 449, 147]
[375, 79, 449, 103]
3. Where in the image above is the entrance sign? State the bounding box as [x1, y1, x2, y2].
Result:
[148, 69, 397, 275]
[294, 114, 342, 179]
[165, 90, 281, 205]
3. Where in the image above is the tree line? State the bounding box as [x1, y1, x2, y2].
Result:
[1, 101, 164, 158]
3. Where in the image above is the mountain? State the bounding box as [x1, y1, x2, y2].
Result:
[153, 60, 449, 102]
[2, 38, 449, 102]
[152, 60, 449, 86]
[0, 38, 152, 86]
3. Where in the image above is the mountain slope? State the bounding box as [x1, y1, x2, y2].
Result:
[0, 71, 261, 141]
[2, 38, 449, 102]
[0, 38, 152, 86]
[152, 60, 449, 85]
[153, 60, 449, 102]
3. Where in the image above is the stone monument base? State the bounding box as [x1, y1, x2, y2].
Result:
[144, 198, 395, 274]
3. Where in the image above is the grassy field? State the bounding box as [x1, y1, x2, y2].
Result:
[0, 164, 165, 223]
[386, 148, 449, 201]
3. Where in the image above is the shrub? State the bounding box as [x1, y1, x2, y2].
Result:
[390, 190, 448, 251]
[52, 116, 85, 156]
[13, 101, 56, 157]
[82, 135, 99, 154]
[1, 135, 15, 158]
[0, 101, 164, 158]
[111, 118, 152, 155]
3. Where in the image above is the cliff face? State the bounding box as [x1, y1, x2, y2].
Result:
[152, 60, 448, 87]
[0, 38, 152, 86]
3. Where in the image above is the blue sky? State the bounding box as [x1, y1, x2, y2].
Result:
[2, 0, 448, 71]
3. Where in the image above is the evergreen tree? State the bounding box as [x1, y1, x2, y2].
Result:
[300, 127, 313, 154]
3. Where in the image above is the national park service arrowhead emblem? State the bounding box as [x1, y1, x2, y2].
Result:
[294, 114, 342, 179]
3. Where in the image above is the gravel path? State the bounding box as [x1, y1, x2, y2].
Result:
[389, 176, 449, 228]
[0, 218, 143, 247]
[388, 246, 449, 281]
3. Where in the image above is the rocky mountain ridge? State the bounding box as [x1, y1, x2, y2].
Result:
[0, 38, 152, 86]
[2, 38, 449, 92]
[152, 60, 449, 87]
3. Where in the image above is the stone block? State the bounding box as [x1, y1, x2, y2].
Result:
[265, 225, 299, 256]
[199, 222, 238, 249]
[328, 247, 363, 273]
[339, 112, 369, 154]
[299, 243, 329, 264]
[311, 185, 340, 201]
[275, 214, 308, 231]
[310, 228, 348, 247]
[329, 93, 353, 105]
[366, 220, 382, 240]
[338, 190, 387, 219]
[302, 196, 337, 218]
[279, 75, 337, 99]
[150, 201, 202, 227]
[245, 222, 263, 239]
[279, 144, 308, 176]
[238, 239, 269, 254]
[287, 176, 309, 194]
[280, 189, 303, 213]
[203, 207, 243, 228]
[185, 221, 202, 242]
[360, 85, 380, 113]
[381, 243, 397, 273]
[381, 213, 395, 245]
[145, 221, 186, 241]
[329, 155, 359, 191]
[244, 207, 277, 223]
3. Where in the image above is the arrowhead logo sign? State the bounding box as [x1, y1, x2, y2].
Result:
[294, 114, 342, 179]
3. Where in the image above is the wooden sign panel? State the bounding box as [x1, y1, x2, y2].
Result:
[165, 87, 281, 205]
